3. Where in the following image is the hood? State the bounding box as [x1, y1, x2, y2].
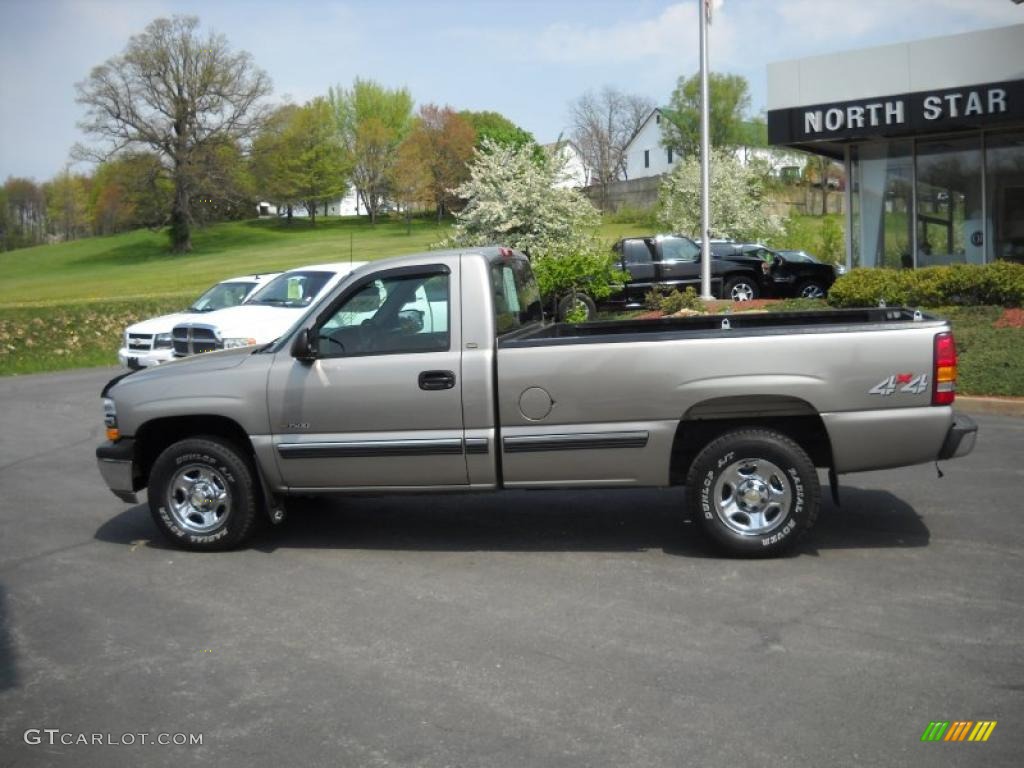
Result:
[111, 345, 256, 392]
[125, 309, 198, 335]
[174, 304, 308, 342]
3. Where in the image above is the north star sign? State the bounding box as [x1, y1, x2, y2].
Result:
[767, 79, 1024, 145]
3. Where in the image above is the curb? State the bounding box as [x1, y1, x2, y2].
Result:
[955, 396, 1024, 418]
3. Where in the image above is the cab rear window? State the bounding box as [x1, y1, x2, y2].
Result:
[490, 258, 543, 334]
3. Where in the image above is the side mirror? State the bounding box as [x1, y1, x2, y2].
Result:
[290, 328, 317, 362]
[397, 309, 424, 333]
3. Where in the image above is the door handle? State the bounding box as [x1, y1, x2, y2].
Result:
[418, 370, 456, 390]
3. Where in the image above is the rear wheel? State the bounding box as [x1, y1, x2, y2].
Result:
[686, 429, 820, 556]
[724, 276, 759, 302]
[148, 436, 259, 551]
[557, 293, 597, 321]
[797, 279, 828, 299]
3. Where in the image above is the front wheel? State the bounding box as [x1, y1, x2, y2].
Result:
[148, 436, 260, 551]
[724, 276, 760, 302]
[686, 429, 820, 556]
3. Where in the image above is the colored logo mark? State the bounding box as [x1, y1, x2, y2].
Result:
[921, 721, 997, 742]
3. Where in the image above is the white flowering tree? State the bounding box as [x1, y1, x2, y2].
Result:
[658, 149, 783, 243]
[445, 140, 620, 317]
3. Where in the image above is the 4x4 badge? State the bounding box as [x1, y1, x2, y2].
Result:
[869, 373, 929, 396]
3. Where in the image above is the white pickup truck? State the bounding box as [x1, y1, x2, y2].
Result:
[171, 262, 366, 358]
[118, 273, 279, 368]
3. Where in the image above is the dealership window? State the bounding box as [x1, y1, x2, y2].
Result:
[915, 136, 983, 266]
[985, 130, 1024, 265]
[850, 141, 913, 268]
[667, 148, 674, 164]
[644, 149, 650, 169]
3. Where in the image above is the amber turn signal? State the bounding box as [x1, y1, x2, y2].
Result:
[106, 427, 121, 441]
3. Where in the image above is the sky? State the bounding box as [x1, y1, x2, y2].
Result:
[1, 0, 1022, 181]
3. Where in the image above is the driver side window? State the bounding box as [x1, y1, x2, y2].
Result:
[316, 273, 450, 357]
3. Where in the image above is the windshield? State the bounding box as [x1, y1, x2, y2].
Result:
[189, 281, 257, 312]
[784, 252, 816, 263]
[658, 236, 700, 261]
[245, 271, 333, 308]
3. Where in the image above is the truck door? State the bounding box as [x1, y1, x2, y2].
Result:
[655, 235, 702, 290]
[619, 239, 656, 303]
[267, 262, 468, 489]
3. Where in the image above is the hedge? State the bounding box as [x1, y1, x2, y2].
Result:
[827, 261, 1024, 308]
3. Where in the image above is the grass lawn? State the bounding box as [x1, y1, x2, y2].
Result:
[0, 216, 452, 307]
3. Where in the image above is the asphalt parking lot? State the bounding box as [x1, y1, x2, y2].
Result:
[0, 367, 1021, 767]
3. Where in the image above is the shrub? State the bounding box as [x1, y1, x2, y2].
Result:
[827, 261, 1024, 308]
[644, 286, 706, 315]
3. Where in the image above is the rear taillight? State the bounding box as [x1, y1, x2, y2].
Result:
[933, 331, 957, 406]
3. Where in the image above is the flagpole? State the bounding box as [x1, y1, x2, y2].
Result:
[699, 0, 714, 300]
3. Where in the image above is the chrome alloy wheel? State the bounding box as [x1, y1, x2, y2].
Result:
[730, 283, 755, 301]
[799, 283, 826, 299]
[712, 457, 791, 536]
[167, 464, 232, 534]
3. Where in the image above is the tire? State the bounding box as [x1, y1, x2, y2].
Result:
[557, 293, 597, 321]
[148, 436, 259, 551]
[797, 280, 828, 299]
[724, 276, 759, 302]
[686, 429, 820, 556]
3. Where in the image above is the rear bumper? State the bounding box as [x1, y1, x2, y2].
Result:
[938, 413, 978, 460]
[96, 439, 138, 503]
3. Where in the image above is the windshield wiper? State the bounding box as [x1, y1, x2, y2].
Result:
[249, 298, 290, 306]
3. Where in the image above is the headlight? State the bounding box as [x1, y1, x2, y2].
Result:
[153, 332, 173, 349]
[834, 265, 847, 275]
[123, 331, 130, 348]
[222, 337, 258, 349]
[102, 398, 120, 441]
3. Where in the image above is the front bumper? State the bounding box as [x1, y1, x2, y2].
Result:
[938, 413, 978, 460]
[96, 439, 139, 503]
[117, 347, 175, 369]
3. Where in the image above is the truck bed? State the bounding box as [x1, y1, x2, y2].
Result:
[500, 307, 944, 347]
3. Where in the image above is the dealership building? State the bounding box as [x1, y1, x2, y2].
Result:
[767, 24, 1024, 269]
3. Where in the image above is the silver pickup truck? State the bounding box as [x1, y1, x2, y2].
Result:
[96, 247, 977, 556]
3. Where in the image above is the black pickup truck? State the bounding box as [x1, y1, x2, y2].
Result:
[555, 234, 840, 319]
[711, 242, 838, 299]
[591, 234, 766, 313]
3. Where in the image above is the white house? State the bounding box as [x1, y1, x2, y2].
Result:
[623, 108, 679, 180]
[623, 108, 807, 182]
[257, 188, 362, 218]
[543, 141, 592, 189]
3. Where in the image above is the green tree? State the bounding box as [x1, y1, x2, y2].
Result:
[251, 104, 301, 220]
[328, 79, 413, 223]
[661, 72, 752, 156]
[658, 148, 783, 242]
[44, 168, 91, 241]
[459, 110, 535, 152]
[75, 15, 272, 252]
[2, 177, 46, 249]
[89, 153, 174, 234]
[252, 100, 349, 224]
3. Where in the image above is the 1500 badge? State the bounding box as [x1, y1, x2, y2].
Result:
[869, 373, 929, 396]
